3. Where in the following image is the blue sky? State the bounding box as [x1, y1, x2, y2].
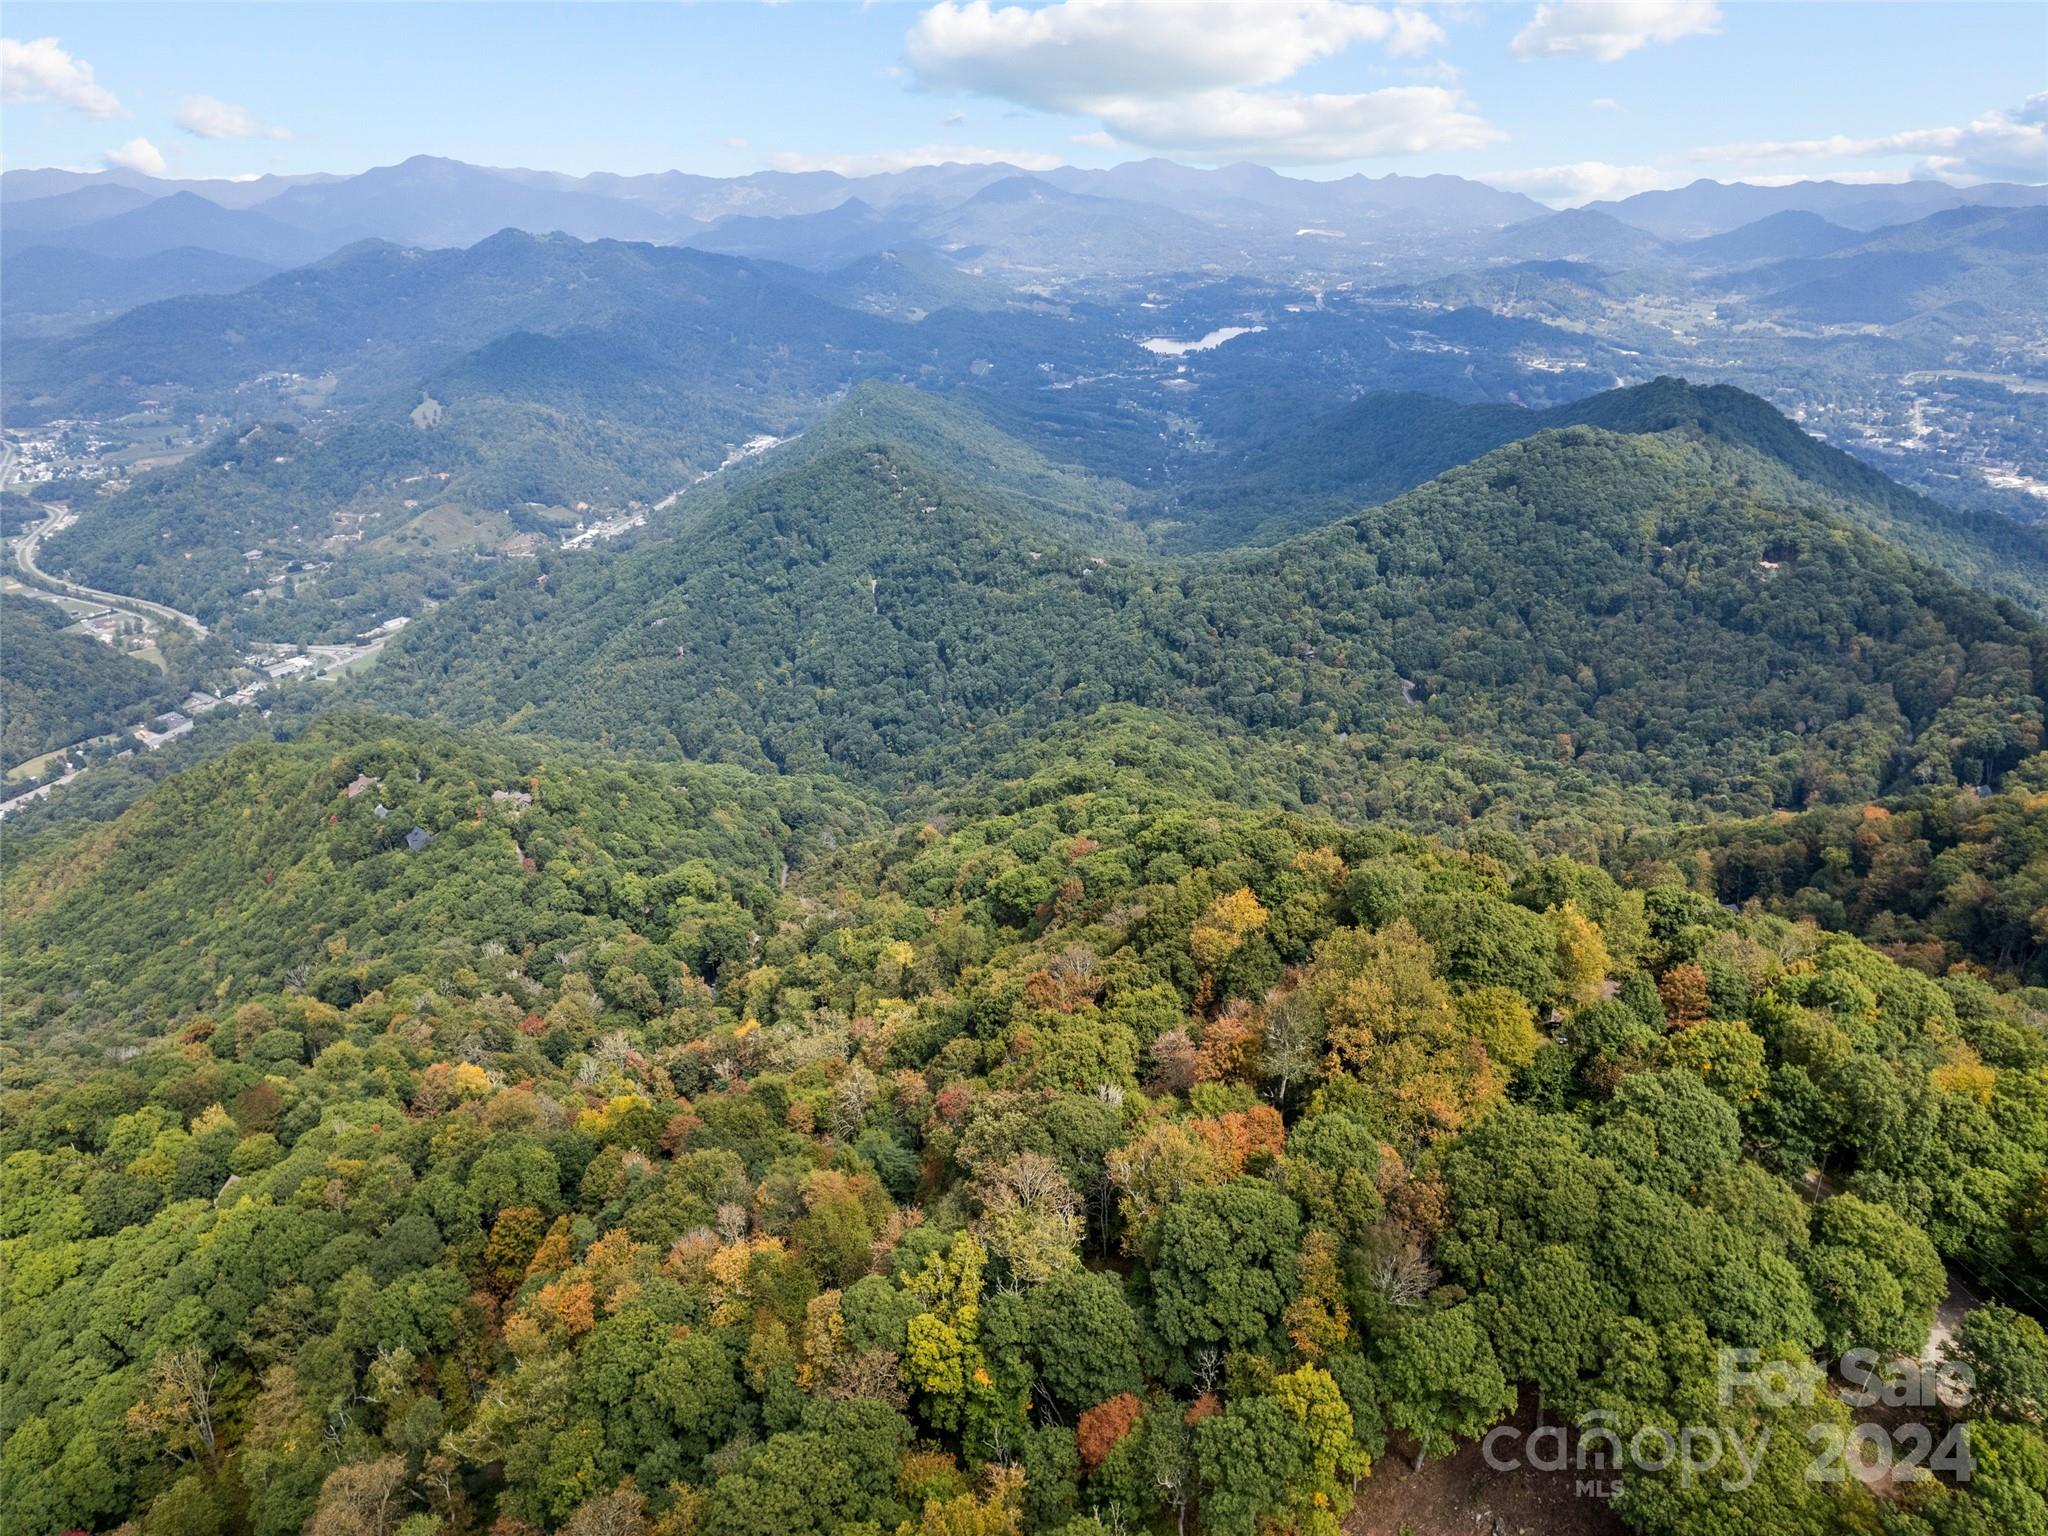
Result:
[3, 2, 2043, 204]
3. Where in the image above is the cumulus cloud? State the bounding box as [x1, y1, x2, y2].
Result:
[103, 136, 168, 176]
[908, 0, 1442, 107]
[766, 142, 1064, 176]
[1482, 160, 1684, 206]
[903, 0, 1487, 163]
[175, 95, 289, 140]
[1511, 2, 1720, 63]
[1, 35, 122, 117]
[1695, 94, 2048, 183]
[1093, 86, 1501, 161]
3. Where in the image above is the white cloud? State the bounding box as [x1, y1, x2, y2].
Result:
[1511, 2, 1720, 63]
[103, 136, 168, 176]
[1405, 59, 1463, 85]
[766, 142, 1063, 176]
[1482, 160, 1684, 206]
[1587, 96, 1622, 111]
[1695, 95, 2048, 183]
[908, 1, 1442, 108]
[1, 36, 123, 117]
[175, 95, 289, 140]
[903, 1, 1483, 163]
[1093, 86, 1501, 162]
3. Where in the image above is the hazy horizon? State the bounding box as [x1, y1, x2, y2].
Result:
[5, 2, 2043, 207]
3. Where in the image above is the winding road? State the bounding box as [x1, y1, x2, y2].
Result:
[10, 505, 210, 641]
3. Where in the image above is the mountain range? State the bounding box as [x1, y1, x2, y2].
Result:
[361, 375, 2047, 840]
[8, 143, 2048, 1536]
[6, 154, 2040, 307]
[13, 189, 2044, 658]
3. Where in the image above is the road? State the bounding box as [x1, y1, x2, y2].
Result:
[0, 450, 402, 816]
[11, 506, 210, 641]
[0, 762, 84, 820]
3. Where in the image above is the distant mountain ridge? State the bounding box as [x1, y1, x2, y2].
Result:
[11, 155, 2037, 236]
[4, 154, 2040, 321]
[1588, 176, 2048, 237]
[3, 190, 343, 266]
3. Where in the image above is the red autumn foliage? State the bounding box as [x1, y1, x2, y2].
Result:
[1077, 1392, 1144, 1470]
[934, 1084, 974, 1125]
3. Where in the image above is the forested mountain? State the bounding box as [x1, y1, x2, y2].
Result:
[367, 421, 2047, 842]
[1672, 211, 1863, 267]
[18, 229, 1639, 640]
[5, 138, 2048, 1536]
[689, 201, 920, 271]
[672, 382, 1144, 546]
[1477, 208, 1671, 266]
[0, 184, 162, 238]
[1162, 377, 2048, 612]
[1733, 205, 2048, 325]
[1, 716, 879, 1025]
[7, 707, 2048, 1536]
[0, 596, 184, 769]
[4, 231, 907, 421]
[3, 192, 340, 267]
[252, 157, 693, 250]
[1, 245, 281, 339]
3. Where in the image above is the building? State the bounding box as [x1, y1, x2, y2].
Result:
[133, 711, 194, 750]
[405, 826, 433, 853]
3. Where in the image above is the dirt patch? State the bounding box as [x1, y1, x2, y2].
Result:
[1346, 1396, 1629, 1536]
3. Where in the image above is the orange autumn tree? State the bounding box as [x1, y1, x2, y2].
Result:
[1189, 1104, 1286, 1175]
[1077, 1392, 1143, 1470]
[1659, 962, 1711, 1026]
[1194, 997, 1265, 1083]
[1308, 920, 1506, 1142]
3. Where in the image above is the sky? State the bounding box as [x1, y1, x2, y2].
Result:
[2, 1, 2043, 205]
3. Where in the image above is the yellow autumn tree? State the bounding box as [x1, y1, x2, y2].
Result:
[1309, 921, 1505, 1141]
[1283, 1230, 1352, 1359]
[1190, 887, 1269, 972]
[1550, 901, 1613, 1009]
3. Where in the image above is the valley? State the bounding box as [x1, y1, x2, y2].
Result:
[2, 37, 2046, 1536]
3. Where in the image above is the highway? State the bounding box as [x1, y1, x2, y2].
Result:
[10, 505, 211, 641]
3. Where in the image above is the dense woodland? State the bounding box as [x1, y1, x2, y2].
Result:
[0, 595, 185, 770]
[6, 234, 2048, 1536]
[1638, 773, 2048, 985]
[370, 422, 2047, 847]
[6, 714, 2048, 1536]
